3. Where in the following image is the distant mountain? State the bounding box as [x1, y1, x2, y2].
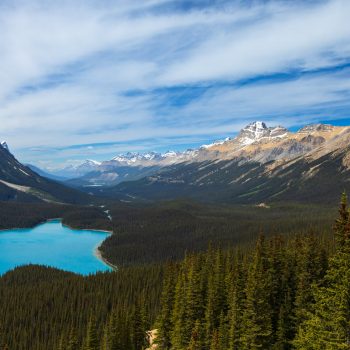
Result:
[93, 121, 350, 204]
[0, 142, 92, 204]
[48, 150, 199, 187]
[26, 164, 68, 182]
[66, 164, 161, 188]
[52, 160, 102, 179]
[1, 141, 9, 152]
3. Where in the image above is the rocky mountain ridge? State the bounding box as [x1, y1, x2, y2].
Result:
[52, 121, 350, 186]
[91, 121, 350, 204]
[0, 143, 91, 203]
[3, 120, 350, 204]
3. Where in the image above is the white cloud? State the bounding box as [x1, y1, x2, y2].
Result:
[159, 0, 350, 84]
[0, 0, 349, 166]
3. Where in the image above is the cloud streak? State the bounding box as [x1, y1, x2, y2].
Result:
[0, 0, 349, 166]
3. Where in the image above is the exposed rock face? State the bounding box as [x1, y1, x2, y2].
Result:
[76, 121, 350, 204]
[203, 122, 348, 166]
[300, 135, 326, 146]
[0, 141, 9, 152]
[297, 124, 334, 133]
[48, 121, 350, 187]
[0, 143, 89, 203]
[236, 121, 288, 146]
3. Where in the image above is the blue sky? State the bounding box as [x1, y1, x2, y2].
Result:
[1, 0, 350, 169]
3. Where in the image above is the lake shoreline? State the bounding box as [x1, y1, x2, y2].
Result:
[94, 244, 118, 271]
[0, 217, 62, 232]
[0, 218, 117, 274]
[59, 221, 117, 271]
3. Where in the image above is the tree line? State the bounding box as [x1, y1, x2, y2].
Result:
[0, 264, 163, 350]
[155, 195, 350, 349]
[0, 197, 348, 349]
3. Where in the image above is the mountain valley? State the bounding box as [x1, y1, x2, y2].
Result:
[0, 143, 92, 204]
[64, 121, 350, 205]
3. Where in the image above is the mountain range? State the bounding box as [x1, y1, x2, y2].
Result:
[3, 120, 350, 205]
[0, 142, 91, 204]
[81, 121, 350, 204]
[49, 150, 200, 186]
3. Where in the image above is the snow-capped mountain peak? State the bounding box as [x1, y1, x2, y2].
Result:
[201, 137, 231, 149]
[111, 149, 197, 166]
[163, 151, 180, 158]
[85, 159, 102, 166]
[112, 152, 163, 165]
[1, 141, 9, 151]
[238, 121, 288, 145]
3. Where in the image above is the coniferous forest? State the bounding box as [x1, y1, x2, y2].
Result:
[0, 195, 349, 349]
[2, 0, 350, 348]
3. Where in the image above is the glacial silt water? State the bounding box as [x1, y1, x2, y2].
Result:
[0, 220, 111, 275]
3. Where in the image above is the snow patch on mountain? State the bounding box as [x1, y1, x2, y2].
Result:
[112, 152, 163, 165]
[201, 137, 231, 149]
[237, 122, 288, 146]
[1, 141, 9, 151]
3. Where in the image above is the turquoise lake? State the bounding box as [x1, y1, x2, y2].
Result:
[0, 220, 112, 275]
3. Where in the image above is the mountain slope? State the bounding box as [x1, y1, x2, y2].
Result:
[26, 164, 68, 182]
[65, 164, 162, 188]
[100, 151, 350, 205]
[56, 151, 199, 186]
[56, 121, 348, 188]
[96, 122, 350, 205]
[0, 144, 92, 204]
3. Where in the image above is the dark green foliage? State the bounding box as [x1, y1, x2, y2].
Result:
[156, 263, 177, 350]
[66, 328, 79, 350]
[294, 194, 350, 349]
[0, 196, 348, 350]
[0, 145, 93, 204]
[83, 316, 99, 350]
[0, 201, 111, 231]
[0, 265, 163, 350]
[157, 234, 328, 350]
[61, 206, 112, 231]
[0, 201, 70, 229]
[100, 201, 336, 266]
[187, 320, 202, 350]
[98, 150, 350, 205]
[241, 235, 273, 349]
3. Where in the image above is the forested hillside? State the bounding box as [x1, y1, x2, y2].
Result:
[0, 145, 93, 204]
[103, 148, 350, 205]
[155, 195, 350, 349]
[99, 201, 336, 266]
[0, 196, 349, 349]
[0, 201, 111, 231]
[0, 264, 163, 350]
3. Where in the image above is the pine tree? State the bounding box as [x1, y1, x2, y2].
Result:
[66, 327, 79, 350]
[103, 310, 123, 350]
[334, 191, 349, 248]
[294, 234, 327, 329]
[171, 266, 187, 350]
[204, 249, 226, 348]
[0, 324, 9, 350]
[187, 320, 202, 350]
[157, 263, 177, 349]
[184, 256, 205, 344]
[131, 300, 147, 350]
[84, 315, 100, 350]
[56, 334, 65, 350]
[294, 194, 350, 349]
[274, 291, 294, 350]
[228, 254, 245, 350]
[267, 236, 284, 336]
[241, 234, 273, 350]
[217, 311, 229, 350]
[209, 329, 220, 350]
